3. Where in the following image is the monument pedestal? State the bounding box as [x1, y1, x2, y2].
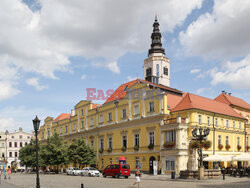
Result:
[198, 166, 204, 180]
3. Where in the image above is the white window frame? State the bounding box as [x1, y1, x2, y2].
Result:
[73, 124, 76, 132]
[226, 120, 229, 129]
[122, 135, 127, 147]
[134, 134, 140, 146]
[81, 120, 84, 129]
[81, 109, 84, 116]
[233, 121, 235, 129]
[198, 115, 202, 124]
[215, 118, 218, 126]
[133, 104, 139, 115]
[218, 135, 222, 145]
[237, 137, 240, 146]
[122, 109, 126, 119]
[99, 114, 103, 123]
[108, 137, 113, 149]
[100, 138, 104, 149]
[226, 136, 229, 145]
[149, 132, 154, 145]
[149, 101, 154, 112]
[90, 118, 94, 127]
[239, 122, 241, 129]
[166, 160, 175, 171]
[166, 130, 176, 142]
[108, 112, 112, 121]
[207, 116, 210, 125]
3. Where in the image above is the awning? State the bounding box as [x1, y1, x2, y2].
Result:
[203, 154, 234, 162]
[233, 153, 250, 161]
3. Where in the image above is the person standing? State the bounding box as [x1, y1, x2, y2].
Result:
[8, 167, 11, 180]
[132, 165, 141, 188]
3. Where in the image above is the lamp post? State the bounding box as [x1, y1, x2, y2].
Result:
[33, 116, 40, 188]
[192, 127, 210, 180]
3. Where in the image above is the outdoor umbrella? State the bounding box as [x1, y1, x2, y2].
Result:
[203, 154, 234, 162]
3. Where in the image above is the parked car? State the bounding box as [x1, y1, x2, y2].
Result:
[102, 164, 130, 178]
[66, 167, 82, 176]
[82, 167, 100, 177]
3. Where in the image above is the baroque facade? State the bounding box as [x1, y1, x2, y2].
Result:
[39, 17, 249, 174]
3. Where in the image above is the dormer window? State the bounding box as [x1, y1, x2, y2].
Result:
[146, 68, 152, 76]
[164, 67, 168, 75]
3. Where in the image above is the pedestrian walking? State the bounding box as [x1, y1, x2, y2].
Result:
[4, 169, 7, 179]
[0, 169, 2, 184]
[8, 167, 11, 179]
[132, 165, 141, 188]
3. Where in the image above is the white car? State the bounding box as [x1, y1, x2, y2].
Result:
[81, 167, 100, 177]
[66, 167, 82, 176]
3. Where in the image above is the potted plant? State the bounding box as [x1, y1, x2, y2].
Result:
[237, 145, 242, 151]
[225, 144, 231, 151]
[99, 148, 104, 153]
[218, 144, 223, 150]
[148, 143, 154, 150]
[203, 140, 211, 150]
[164, 141, 175, 148]
[107, 147, 112, 152]
[121, 146, 127, 152]
[246, 146, 250, 151]
[134, 145, 139, 151]
[190, 141, 199, 149]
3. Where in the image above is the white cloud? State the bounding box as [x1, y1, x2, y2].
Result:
[26, 77, 48, 91]
[210, 55, 250, 89]
[81, 74, 86, 79]
[196, 87, 211, 95]
[0, 0, 202, 101]
[179, 0, 250, 59]
[93, 61, 120, 74]
[190, 69, 200, 74]
[0, 118, 18, 132]
[127, 76, 137, 81]
[0, 81, 20, 101]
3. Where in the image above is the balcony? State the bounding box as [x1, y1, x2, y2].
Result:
[164, 117, 187, 125]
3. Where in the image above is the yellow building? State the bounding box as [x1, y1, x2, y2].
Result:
[39, 17, 249, 174]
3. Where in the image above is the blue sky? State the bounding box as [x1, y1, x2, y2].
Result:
[0, 0, 250, 132]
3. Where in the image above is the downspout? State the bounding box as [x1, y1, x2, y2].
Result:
[213, 113, 215, 155]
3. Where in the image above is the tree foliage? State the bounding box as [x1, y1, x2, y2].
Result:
[67, 138, 96, 167]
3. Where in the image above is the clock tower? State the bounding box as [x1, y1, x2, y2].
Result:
[144, 16, 170, 87]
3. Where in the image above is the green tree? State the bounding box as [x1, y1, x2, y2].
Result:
[40, 133, 67, 173]
[19, 139, 45, 168]
[67, 138, 96, 168]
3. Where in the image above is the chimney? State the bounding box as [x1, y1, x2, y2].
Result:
[228, 93, 232, 95]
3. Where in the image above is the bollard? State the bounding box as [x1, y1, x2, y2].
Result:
[81, 183, 84, 188]
[222, 170, 225, 180]
[171, 171, 175, 179]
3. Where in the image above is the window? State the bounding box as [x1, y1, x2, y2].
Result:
[60, 127, 63, 135]
[81, 120, 84, 128]
[27, 136, 30, 139]
[90, 118, 94, 127]
[108, 137, 112, 149]
[218, 135, 222, 145]
[164, 67, 168, 75]
[11, 136, 14, 139]
[42, 132, 44, 138]
[19, 135, 23, 139]
[149, 132, 154, 145]
[233, 121, 235, 129]
[134, 104, 139, 115]
[226, 136, 229, 145]
[156, 64, 159, 77]
[2, 143, 4, 147]
[122, 136, 127, 148]
[166, 130, 176, 142]
[15, 142, 17, 147]
[207, 116, 210, 125]
[81, 109, 84, 116]
[100, 138, 104, 149]
[65, 125, 68, 133]
[9, 142, 12, 147]
[122, 109, 126, 119]
[2, 153, 4, 158]
[48, 130, 50, 137]
[110, 158, 112, 164]
[198, 115, 202, 124]
[149, 101, 154, 112]
[246, 137, 249, 148]
[54, 129, 56, 134]
[166, 160, 175, 171]
[73, 124, 76, 131]
[237, 137, 240, 146]
[215, 118, 218, 126]
[226, 120, 229, 129]
[134, 134, 140, 146]
[91, 140, 94, 147]
[9, 152, 12, 157]
[108, 112, 112, 121]
[25, 142, 28, 146]
[99, 115, 103, 123]
[101, 159, 104, 168]
[146, 68, 152, 76]
[20, 142, 23, 148]
[15, 152, 18, 157]
[239, 122, 241, 129]
[135, 157, 140, 168]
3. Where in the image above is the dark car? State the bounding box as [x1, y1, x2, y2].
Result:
[103, 164, 130, 178]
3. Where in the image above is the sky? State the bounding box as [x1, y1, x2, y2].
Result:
[0, 0, 250, 132]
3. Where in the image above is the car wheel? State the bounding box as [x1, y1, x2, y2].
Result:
[125, 176, 128, 179]
[103, 173, 106, 178]
[115, 174, 119, 178]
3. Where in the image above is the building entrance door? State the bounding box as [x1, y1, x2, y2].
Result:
[149, 156, 156, 174]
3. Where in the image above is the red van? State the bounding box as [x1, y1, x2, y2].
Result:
[102, 164, 130, 178]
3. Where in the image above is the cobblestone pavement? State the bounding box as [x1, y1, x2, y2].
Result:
[0, 173, 249, 188]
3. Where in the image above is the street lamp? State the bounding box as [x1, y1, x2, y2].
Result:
[33, 116, 40, 188]
[192, 127, 210, 180]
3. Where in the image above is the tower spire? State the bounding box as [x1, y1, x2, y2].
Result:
[148, 16, 165, 56]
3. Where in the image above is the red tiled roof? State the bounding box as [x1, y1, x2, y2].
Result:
[172, 93, 246, 119]
[92, 103, 101, 109]
[167, 93, 185, 109]
[54, 113, 70, 122]
[104, 79, 182, 104]
[214, 93, 250, 110]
